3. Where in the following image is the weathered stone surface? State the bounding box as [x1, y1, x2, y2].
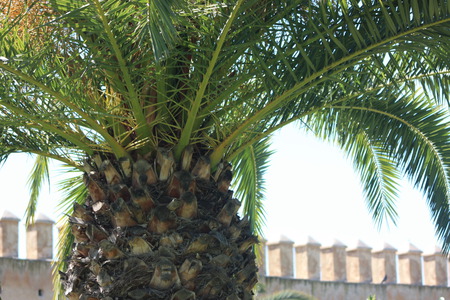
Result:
[423, 247, 448, 286]
[0, 210, 20, 257]
[258, 276, 450, 300]
[267, 235, 294, 277]
[347, 240, 372, 283]
[26, 213, 54, 259]
[295, 236, 321, 280]
[398, 243, 423, 285]
[372, 242, 397, 284]
[0, 258, 53, 300]
[320, 239, 347, 281]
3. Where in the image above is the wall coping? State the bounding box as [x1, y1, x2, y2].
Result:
[294, 236, 321, 247]
[347, 239, 372, 251]
[372, 242, 397, 253]
[0, 210, 20, 221]
[267, 235, 295, 245]
[321, 239, 347, 249]
[31, 213, 54, 224]
[398, 243, 423, 255]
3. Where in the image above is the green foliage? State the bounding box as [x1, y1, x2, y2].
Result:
[25, 155, 50, 225]
[53, 169, 87, 300]
[1, 0, 450, 251]
[311, 89, 450, 231]
[231, 137, 273, 236]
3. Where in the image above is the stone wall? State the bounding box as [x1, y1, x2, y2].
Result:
[258, 276, 450, 300]
[258, 236, 450, 299]
[0, 210, 53, 300]
[0, 257, 53, 300]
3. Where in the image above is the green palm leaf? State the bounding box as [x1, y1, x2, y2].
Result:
[53, 170, 86, 300]
[1, 1, 450, 296]
[311, 89, 450, 248]
[0, 0, 448, 244]
[25, 155, 50, 225]
[231, 137, 273, 236]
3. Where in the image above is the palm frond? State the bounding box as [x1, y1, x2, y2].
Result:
[174, 0, 245, 158]
[1, 0, 450, 261]
[210, 0, 450, 165]
[231, 137, 273, 236]
[135, 0, 187, 62]
[53, 169, 86, 300]
[343, 132, 400, 227]
[25, 155, 50, 226]
[310, 89, 450, 250]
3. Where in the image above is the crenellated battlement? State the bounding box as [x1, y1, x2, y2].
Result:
[259, 236, 449, 287]
[0, 210, 54, 259]
[258, 236, 450, 299]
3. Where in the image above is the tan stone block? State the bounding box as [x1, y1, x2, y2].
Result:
[372, 242, 397, 284]
[321, 239, 347, 281]
[26, 213, 54, 260]
[398, 243, 423, 285]
[267, 235, 294, 277]
[423, 247, 447, 286]
[0, 210, 20, 257]
[295, 236, 321, 280]
[347, 240, 372, 283]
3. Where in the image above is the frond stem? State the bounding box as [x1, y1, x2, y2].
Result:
[227, 70, 450, 161]
[90, 0, 153, 150]
[0, 63, 128, 158]
[23, 150, 82, 170]
[0, 102, 94, 154]
[210, 17, 450, 166]
[174, 0, 245, 160]
[331, 104, 450, 195]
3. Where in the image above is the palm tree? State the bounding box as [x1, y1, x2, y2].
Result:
[1, 0, 450, 299]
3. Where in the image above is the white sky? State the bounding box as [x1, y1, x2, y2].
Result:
[263, 123, 439, 253]
[0, 123, 442, 259]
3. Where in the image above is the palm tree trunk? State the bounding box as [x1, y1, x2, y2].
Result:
[60, 148, 258, 299]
